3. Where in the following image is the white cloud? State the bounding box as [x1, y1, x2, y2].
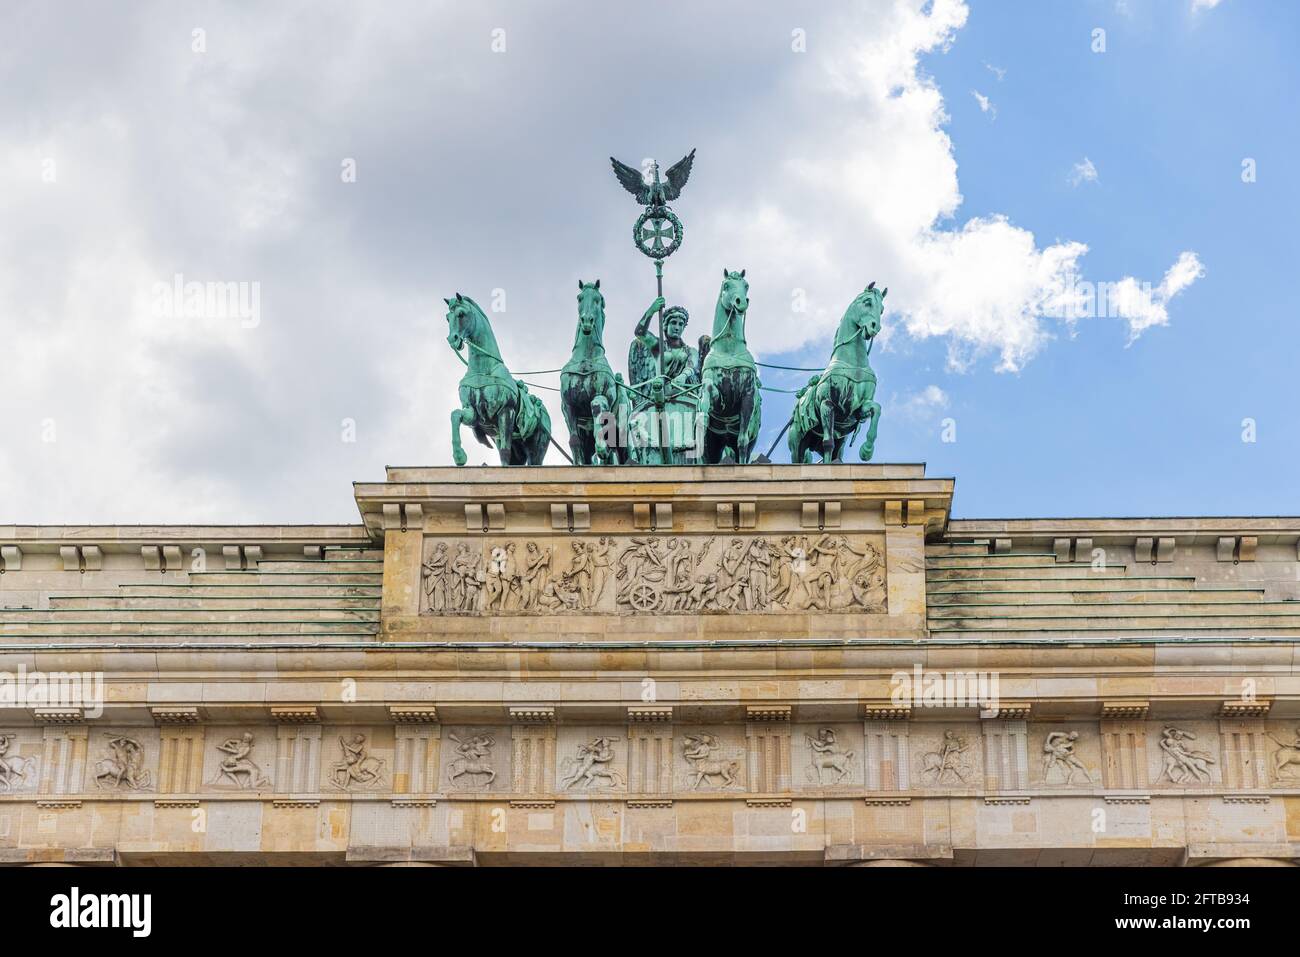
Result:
[971, 90, 996, 118]
[0, 0, 1207, 520]
[897, 384, 950, 420]
[984, 62, 1006, 81]
[1112, 251, 1207, 341]
[1069, 157, 1099, 186]
[1191, 0, 1224, 11]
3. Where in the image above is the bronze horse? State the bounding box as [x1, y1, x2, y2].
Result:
[445, 293, 551, 466]
[787, 283, 884, 463]
[560, 280, 621, 465]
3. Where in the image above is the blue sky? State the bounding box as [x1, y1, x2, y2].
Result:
[763, 0, 1299, 518]
[1, 0, 1295, 524]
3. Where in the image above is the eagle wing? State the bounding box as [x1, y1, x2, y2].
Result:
[610, 157, 649, 203]
[662, 149, 696, 201]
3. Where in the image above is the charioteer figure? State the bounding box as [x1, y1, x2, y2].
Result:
[631, 296, 700, 389]
[624, 295, 706, 464]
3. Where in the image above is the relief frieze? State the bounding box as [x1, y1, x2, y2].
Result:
[420, 533, 886, 616]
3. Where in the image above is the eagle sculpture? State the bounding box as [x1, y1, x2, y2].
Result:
[610, 149, 696, 207]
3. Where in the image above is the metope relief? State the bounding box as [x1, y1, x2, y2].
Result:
[802, 727, 859, 787]
[93, 733, 154, 791]
[915, 728, 979, 788]
[419, 533, 887, 616]
[677, 731, 745, 791]
[328, 733, 388, 791]
[1268, 725, 1300, 784]
[440, 728, 505, 791]
[1151, 725, 1220, 786]
[1038, 731, 1096, 786]
[0, 732, 39, 793]
[558, 733, 626, 790]
[206, 731, 271, 790]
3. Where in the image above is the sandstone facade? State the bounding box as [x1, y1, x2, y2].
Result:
[1, 464, 1297, 865]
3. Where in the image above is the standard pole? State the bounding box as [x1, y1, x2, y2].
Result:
[655, 258, 665, 378]
[655, 257, 668, 463]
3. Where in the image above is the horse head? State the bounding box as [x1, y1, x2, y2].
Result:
[714, 268, 750, 339]
[575, 279, 605, 345]
[443, 292, 484, 353]
[837, 281, 886, 348]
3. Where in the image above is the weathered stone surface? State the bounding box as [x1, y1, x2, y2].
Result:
[0, 466, 1297, 864]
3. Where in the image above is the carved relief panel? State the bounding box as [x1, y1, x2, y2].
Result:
[1264, 721, 1300, 786]
[557, 726, 627, 792]
[1028, 726, 1100, 788]
[788, 724, 861, 790]
[419, 533, 887, 616]
[1148, 722, 1222, 787]
[674, 728, 747, 792]
[911, 724, 983, 789]
[325, 727, 392, 792]
[439, 727, 509, 792]
[89, 728, 160, 792]
[0, 729, 43, 795]
[202, 727, 273, 791]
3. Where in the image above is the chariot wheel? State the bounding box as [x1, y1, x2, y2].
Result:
[851, 568, 881, 609]
[627, 581, 660, 612]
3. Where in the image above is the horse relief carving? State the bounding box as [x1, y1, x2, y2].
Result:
[445, 732, 498, 790]
[1267, 726, 1300, 784]
[918, 731, 974, 786]
[421, 534, 886, 616]
[559, 736, 624, 790]
[94, 733, 152, 791]
[682, 733, 742, 790]
[329, 734, 387, 790]
[0, 733, 37, 792]
[210, 732, 270, 790]
[805, 728, 856, 786]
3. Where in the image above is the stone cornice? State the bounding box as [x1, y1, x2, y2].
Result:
[354, 463, 955, 537]
[0, 525, 368, 547]
[948, 516, 1300, 545]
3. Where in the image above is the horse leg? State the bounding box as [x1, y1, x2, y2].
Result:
[562, 387, 586, 465]
[522, 418, 549, 466]
[591, 394, 611, 465]
[789, 420, 813, 465]
[832, 426, 849, 463]
[495, 405, 517, 466]
[696, 379, 718, 464]
[818, 393, 836, 463]
[736, 379, 758, 464]
[859, 400, 882, 462]
[450, 406, 475, 467]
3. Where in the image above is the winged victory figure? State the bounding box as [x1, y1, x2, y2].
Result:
[610, 149, 696, 207]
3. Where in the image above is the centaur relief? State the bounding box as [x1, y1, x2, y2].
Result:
[420, 533, 887, 616]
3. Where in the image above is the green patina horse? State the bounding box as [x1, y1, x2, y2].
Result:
[788, 282, 885, 464]
[698, 269, 762, 464]
[445, 293, 551, 466]
[561, 280, 621, 465]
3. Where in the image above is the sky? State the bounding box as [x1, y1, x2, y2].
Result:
[1, 0, 1296, 524]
